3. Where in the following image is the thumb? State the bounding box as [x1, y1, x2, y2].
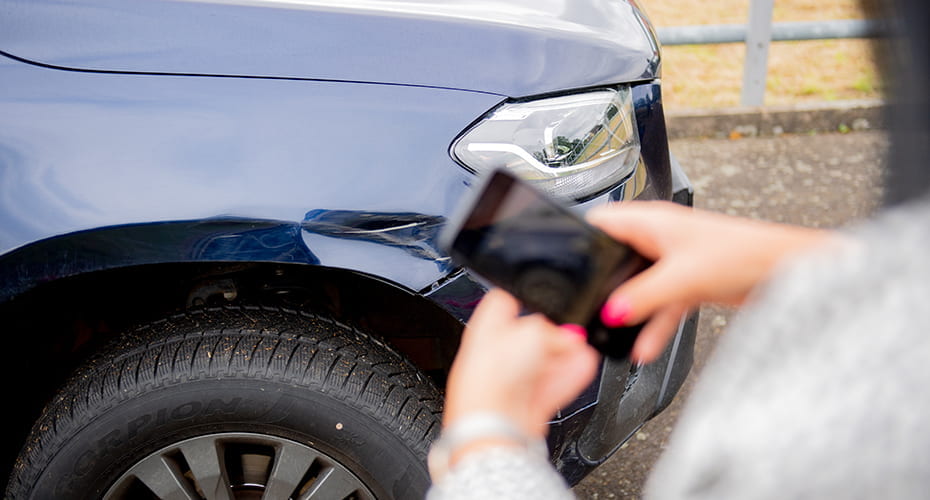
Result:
[468, 288, 520, 331]
[586, 201, 681, 261]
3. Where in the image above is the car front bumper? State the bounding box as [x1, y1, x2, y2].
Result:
[546, 308, 698, 484]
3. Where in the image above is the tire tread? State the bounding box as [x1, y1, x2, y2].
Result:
[7, 305, 443, 498]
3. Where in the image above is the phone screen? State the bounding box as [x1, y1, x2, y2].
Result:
[443, 170, 648, 337]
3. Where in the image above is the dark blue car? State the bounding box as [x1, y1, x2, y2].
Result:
[0, 0, 698, 498]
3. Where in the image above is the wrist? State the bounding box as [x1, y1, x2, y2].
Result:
[442, 395, 542, 438]
[428, 412, 548, 483]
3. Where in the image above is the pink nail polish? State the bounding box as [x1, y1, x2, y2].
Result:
[560, 324, 587, 339]
[600, 298, 632, 327]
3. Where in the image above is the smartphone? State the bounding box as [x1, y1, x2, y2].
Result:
[439, 169, 649, 359]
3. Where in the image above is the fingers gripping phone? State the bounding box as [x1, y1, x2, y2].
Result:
[439, 169, 649, 359]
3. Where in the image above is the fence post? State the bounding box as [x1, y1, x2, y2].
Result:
[741, 0, 775, 106]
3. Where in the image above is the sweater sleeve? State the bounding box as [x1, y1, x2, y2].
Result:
[644, 199, 930, 500]
[426, 447, 575, 500]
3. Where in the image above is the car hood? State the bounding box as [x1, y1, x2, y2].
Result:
[0, 0, 659, 97]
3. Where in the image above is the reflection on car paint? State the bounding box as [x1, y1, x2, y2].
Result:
[302, 209, 449, 266]
[0, 219, 318, 302]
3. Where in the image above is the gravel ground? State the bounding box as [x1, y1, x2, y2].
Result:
[571, 130, 888, 499]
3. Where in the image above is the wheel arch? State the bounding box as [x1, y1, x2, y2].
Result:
[0, 258, 463, 493]
[0, 216, 465, 371]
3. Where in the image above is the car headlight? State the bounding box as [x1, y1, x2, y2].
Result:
[451, 87, 640, 201]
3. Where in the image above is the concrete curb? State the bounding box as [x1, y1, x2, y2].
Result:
[665, 99, 886, 139]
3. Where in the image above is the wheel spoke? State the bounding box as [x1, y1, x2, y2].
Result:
[261, 441, 320, 500]
[106, 432, 374, 500]
[300, 466, 363, 500]
[128, 455, 199, 500]
[179, 437, 235, 500]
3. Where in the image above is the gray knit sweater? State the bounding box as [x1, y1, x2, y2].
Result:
[428, 199, 930, 500]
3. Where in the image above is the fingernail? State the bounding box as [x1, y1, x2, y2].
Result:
[560, 324, 587, 340]
[600, 297, 632, 327]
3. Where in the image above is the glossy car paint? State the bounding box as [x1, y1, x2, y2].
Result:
[0, 0, 658, 97]
[0, 54, 502, 295]
[0, 56, 670, 303]
[0, 0, 696, 490]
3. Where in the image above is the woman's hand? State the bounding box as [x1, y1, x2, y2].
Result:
[439, 202, 835, 466]
[443, 289, 600, 443]
[587, 201, 837, 363]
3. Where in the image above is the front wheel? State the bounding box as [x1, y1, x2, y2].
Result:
[7, 306, 443, 500]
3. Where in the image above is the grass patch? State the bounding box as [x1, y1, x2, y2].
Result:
[641, 0, 885, 109]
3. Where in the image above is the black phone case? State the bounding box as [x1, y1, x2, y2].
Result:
[440, 169, 648, 359]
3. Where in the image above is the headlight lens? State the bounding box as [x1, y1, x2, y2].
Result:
[451, 87, 640, 201]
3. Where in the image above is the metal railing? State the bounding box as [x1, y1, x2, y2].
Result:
[654, 0, 887, 106]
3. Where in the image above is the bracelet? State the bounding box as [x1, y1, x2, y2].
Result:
[427, 412, 548, 482]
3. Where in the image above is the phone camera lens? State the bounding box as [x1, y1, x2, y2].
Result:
[514, 267, 576, 318]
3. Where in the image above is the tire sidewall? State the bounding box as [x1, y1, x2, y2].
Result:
[31, 377, 429, 499]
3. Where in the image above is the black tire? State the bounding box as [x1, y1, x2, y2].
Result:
[7, 306, 443, 499]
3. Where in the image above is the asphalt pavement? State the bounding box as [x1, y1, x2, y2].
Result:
[571, 129, 888, 499]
